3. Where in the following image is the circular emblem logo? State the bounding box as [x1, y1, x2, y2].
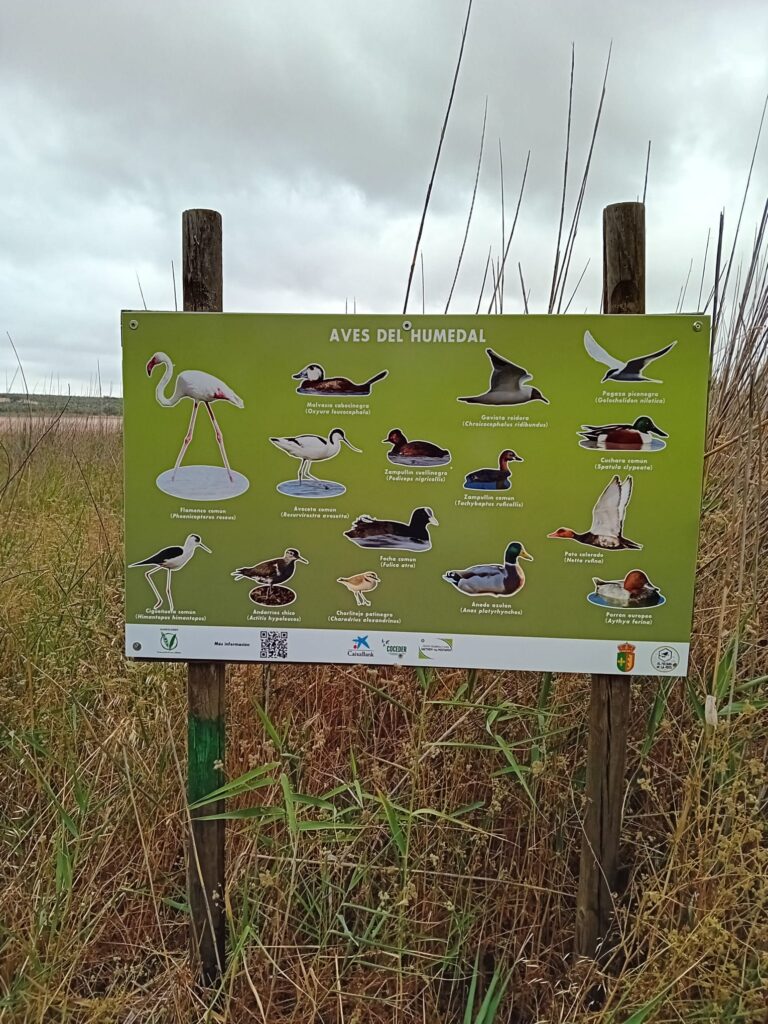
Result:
[651, 646, 680, 672]
[132, 641, 142, 652]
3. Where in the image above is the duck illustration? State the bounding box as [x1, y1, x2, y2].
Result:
[591, 569, 663, 608]
[270, 428, 361, 481]
[459, 348, 548, 405]
[584, 331, 677, 383]
[548, 475, 641, 550]
[293, 364, 388, 396]
[383, 429, 451, 463]
[344, 507, 438, 551]
[129, 533, 211, 611]
[231, 548, 309, 595]
[578, 416, 668, 449]
[464, 449, 523, 489]
[337, 571, 381, 606]
[443, 541, 533, 597]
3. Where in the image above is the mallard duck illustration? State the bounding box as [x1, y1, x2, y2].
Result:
[231, 548, 309, 594]
[459, 349, 548, 405]
[578, 416, 668, 449]
[464, 449, 523, 488]
[270, 428, 361, 481]
[293, 364, 388, 395]
[584, 331, 677, 383]
[344, 507, 438, 551]
[383, 429, 451, 463]
[591, 570, 663, 607]
[129, 533, 210, 611]
[443, 541, 533, 597]
[548, 475, 641, 550]
[337, 571, 381, 606]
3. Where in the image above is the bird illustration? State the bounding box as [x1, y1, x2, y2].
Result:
[344, 507, 438, 551]
[129, 533, 210, 611]
[591, 569, 663, 608]
[443, 541, 533, 597]
[578, 416, 668, 449]
[146, 352, 244, 481]
[383, 429, 451, 463]
[337, 571, 381, 606]
[459, 348, 548, 405]
[269, 428, 361, 482]
[548, 475, 641, 550]
[231, 548, 308, 597]
[293, 364, 388, 396]
[584, 331, 677, 383]
[464, 449, 523, 489]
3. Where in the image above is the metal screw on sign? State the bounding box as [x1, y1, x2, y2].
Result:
[402, 320, 412, 331]
[692, 320, 703, 332]
[129, 319, 139, 330]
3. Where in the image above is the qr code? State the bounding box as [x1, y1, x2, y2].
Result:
[260, 630, 289, 660]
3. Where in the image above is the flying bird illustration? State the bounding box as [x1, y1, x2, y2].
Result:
[583, 331, 677, 383]
[459, 348, 548, 405]
[548, 475, 641, 550]
[146, 352, 244, 480]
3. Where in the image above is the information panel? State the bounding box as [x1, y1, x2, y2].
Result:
[122, 313, 710, 675]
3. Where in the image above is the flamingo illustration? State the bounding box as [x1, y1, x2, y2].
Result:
[146, 352, 244, 480]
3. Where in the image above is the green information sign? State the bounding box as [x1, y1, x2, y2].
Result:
[122, 313, 710, 675]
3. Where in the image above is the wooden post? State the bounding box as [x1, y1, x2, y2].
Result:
[575, 201, 645, 959]
[183, 209, 226, 984]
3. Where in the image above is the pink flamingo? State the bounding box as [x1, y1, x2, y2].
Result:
[146, 351, 244, 480]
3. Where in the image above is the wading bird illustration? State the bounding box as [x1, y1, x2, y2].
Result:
[231, 548, 309, 598]
[146, 351, 244, 480]
[129, 533, 210, 611]
[459, 348, 548, 405]
[269, 428, 361, 482]
[584, 331, 677, 383]
[337, 571, 381, 606]
[548, 475, 641, 550]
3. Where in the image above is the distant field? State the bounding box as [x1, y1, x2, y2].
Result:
[0, 392, 122, 416]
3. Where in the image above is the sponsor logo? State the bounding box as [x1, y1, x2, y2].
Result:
[651, 646, 680, 673]
[160, 631, 179, 652]
[616, 642, 636, 673]
[381, 639, 407, 658]
[348, 634, 373, 658]
[418, 637, 454, 660]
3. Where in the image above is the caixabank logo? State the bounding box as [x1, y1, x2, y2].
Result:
[418, 637, 454, 660]
[616, 642, 636, 673]
[348, 635, 374, 658]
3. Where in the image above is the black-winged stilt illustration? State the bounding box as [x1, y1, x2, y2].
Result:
[146, 351, 249, 500]
[458, 349, 548, 406]
[231, 547, 309, 606]
[129, 533, 211, 611]
[583, 331, 677, 383]
[270, 428, 361, 498]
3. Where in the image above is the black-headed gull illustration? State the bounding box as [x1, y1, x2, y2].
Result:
[584, 331, 676, 383]
[459, 349, 548, 405]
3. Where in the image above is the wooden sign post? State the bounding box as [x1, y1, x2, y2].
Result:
[182, 209, 227, 984]
[575, 201, 645, 958]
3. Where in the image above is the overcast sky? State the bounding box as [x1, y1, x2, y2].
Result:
[1, 1, 767, 394]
